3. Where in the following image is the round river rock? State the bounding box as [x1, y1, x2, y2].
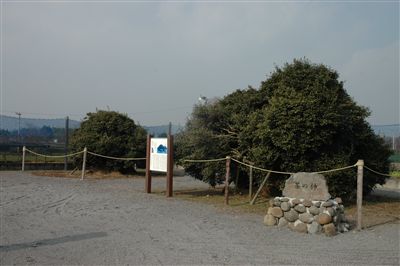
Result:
[280, 202, 290, 212]
[277, 217, 288, 228]
[317, 213, 332, 225]
[323, 223, 336, 236]
[294, 222, 308, 233]
[299, 213, 313, 224]
[264, 214, 277, 226]
[294, 204, 306, 213]
[284, 209, 299, 222]
[270, 207, 283, 218]
[302, 199, 312, 207]
[309, 206, 320, 216]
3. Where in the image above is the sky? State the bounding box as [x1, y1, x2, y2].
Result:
[1, 0, 399, 126]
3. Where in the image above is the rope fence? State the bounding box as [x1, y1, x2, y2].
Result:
[183, 156, 395, 213]
[23, 147, 394, 179]
[24, 147, 145, 161]
[184, 156, 394, 178]
[364, 166, 395, 178]
[25, 148, 84, 158]
[87, 151, 146, 161]
[230, 158, 294, 175]
[311, 164, 357, 175]
[183, 158, 227, 163]
[22, 146, 147, 179]
[185, 157, 358, 176]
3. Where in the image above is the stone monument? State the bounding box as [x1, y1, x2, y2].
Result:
[282, 172, 331, 201]
[263, 172, 349, 236]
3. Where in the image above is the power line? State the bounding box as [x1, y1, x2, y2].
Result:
[2, 108, 398, 128]
[1, 105, 194, 120]
[2, 110, 82, 119]
[372, 124, 400, 127]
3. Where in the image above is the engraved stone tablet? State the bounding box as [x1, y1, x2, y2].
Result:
[282, 173, 331, 201]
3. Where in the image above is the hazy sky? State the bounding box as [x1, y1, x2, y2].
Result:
[1, 1, 399, 126]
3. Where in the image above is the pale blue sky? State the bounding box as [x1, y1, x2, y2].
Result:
[1, 1, 399, 126]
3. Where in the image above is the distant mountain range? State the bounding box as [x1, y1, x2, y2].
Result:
[372, 124, 400, 137]
[0, 115, 182, 136]
[144, 125, 183, 136]
[1, 115, 397, 137]
[0, 115, 80, 131]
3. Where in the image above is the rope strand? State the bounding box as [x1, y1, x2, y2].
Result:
[183, 158, 227, 163]
[25, 148, 83, 158]
[230, 158, 294, 175]
[25, 148, 145, 161]
[87, 151, 146, 161]
[364, 166, 394, 178]
[312, 164, 356, 174]
[24, 148, 395, 178]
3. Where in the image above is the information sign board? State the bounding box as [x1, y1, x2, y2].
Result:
[150, 138, 168, 172]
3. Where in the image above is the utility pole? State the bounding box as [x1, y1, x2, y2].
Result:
[64, 116, 69, 171]
[393, 135, 395, 151]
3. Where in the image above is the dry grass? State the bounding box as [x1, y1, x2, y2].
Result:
[172, 187, 270, 215]
[165, 187, 400, 229]
[31, 170, 146, 179]
[391, 170, 400, 179]
[345, 194, 400, 228]
[153, 186, 273, 215]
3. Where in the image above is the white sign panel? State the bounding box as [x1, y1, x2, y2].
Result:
[150, 138, 168, 172]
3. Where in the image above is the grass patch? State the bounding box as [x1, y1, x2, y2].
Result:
[31, 169, 146, 179]
[345, 194, 400, 228]
[166, 187, 399, 229]
[153, 187, 270, 215]
[30, 169, 170, 179]
[390, 171, 400, 179]
[1, 153, 65, 163]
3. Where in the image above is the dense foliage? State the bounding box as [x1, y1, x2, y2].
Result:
[70, 111, 147, 173]
[176, 59, 391, 200]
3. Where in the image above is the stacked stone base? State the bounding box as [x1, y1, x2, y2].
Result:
[264, 197, 350, 236]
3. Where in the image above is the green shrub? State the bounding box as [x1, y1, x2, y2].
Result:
[176, 59, 391, 200]
[70, 110, 147, 173]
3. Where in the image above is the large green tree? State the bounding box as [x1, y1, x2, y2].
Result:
[70, 110, 147, 173]
[176, 59, 391, 200]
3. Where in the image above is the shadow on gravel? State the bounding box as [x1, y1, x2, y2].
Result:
[0, 232, 107, 252]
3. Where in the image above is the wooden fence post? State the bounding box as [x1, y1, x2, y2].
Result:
[249, 166, 253, 200]
[21, 146, 26, 171]
[225, 156, 231, 205]
[145, 134, 152, 193]
[166, 135, 174, 197]
[81, 147, 87, 180]
[356, 159, 364, 231]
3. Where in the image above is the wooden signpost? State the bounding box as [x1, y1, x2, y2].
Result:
[145, 134, 174, 197]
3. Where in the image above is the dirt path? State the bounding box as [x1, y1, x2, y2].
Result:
[0, 171, 399, 265]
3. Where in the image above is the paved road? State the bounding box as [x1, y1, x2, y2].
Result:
[0, 172, 399, 265]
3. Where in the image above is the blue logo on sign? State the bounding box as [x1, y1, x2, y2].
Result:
[157, 144, 167, 154]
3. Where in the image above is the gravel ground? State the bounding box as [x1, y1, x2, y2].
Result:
[0, 171, 399, 265]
